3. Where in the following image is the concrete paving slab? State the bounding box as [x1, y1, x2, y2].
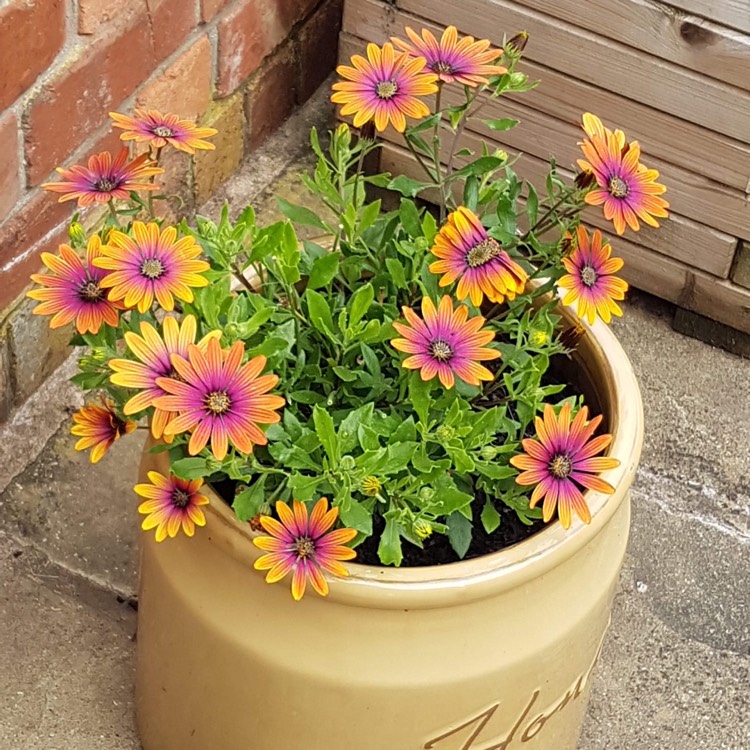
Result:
[0, 536, 138, 750]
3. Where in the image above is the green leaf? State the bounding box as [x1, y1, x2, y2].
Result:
[463, 175, 479, 211]
[339, 501, 373, 536]
[481, 498, 501, 534]
[332, 365, 357, 382]
[288, 389, 326, 404]
[409, 371, 432, 424]
[446, 445, 475, 474]
[171, 457, 209, 480]
[313, 405, 339, 463]
[451, 156, 506, 179]
[307, 252, 340, 289]
[306, 288, 336, 337]
[387, 175, 426, 198]
[359, 200, 382, 232]
[381, 442, 418, 474]
[485, 118, 519, 132]
[233, 476, 267, 521]
[278, 198, 327, 229]
[349, 282, 374, 327]
[385, 257, 407, 289]
[378, 517, 403, 566]
[287, 473, 321, 502]
[447, 512, 472, 559]
[399, 198, 422, 238]
[432, 480, 473, 515]
[526, 183, 539, 228]
[339, 403, 374, 453]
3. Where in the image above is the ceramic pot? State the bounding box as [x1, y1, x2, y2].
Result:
[135, 298, 643, 750]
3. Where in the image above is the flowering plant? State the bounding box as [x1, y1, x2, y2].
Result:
[28, 29, 667, 598]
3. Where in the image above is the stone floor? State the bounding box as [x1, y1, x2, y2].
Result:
[1, 88, 748, 749]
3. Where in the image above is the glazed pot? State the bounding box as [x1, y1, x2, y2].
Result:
[134, 295, 643, 750]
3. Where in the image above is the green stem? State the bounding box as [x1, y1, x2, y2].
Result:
[107, 199, 120, 227]
[147, 146, 164, 220]
[403, 133, 439, 186]
[431, 84, 448, 221]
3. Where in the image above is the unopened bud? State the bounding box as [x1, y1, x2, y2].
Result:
[206, 458, 223, 472]
[340, 455, 356, 471]
[419, 487, 436, 504]
[224, 322, 239, 338]
[435, 425, 455, 443]
[336, 122, 352, 148]
[574, 169, 596, 190]
[68, 222, 86, 247]
[507, 31, 529, 55]
[361, 476, 382, 497]
[493, 149, 509, 164]
[530, 329, 548, 346]
[480, 445, 498, 461]
[414, 519, 433, 540]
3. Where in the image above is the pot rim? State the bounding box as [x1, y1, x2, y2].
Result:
[145, 291, 643, 609]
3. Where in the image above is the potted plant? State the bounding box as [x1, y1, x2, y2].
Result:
[27, 25, 665, 750]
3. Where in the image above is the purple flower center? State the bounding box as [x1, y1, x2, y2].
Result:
[172, 489, 191, 508]
[429, 340, 453, 362]
[153, 125, 174, 138]
[140, 258, 166, 279]
[580, 265, 598, 288]
[549, 453, 573, 479]
[432, 60, 455, 75]
[375, 80, 398, 100]
[295, 537, 315, 558]
[467, 237, 502, 268]
[205, 390, 231, 415]
[78, 279, 105, 302]
[607, 176, 629, 198]
[93, 177, 118, 192]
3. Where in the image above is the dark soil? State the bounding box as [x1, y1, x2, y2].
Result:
[355, 498, 546, 567]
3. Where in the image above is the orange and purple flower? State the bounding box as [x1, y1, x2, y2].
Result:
[559, 226, 629, 325]
[135, 471, 209, 541]
[42, 149, 162, 206]
[391, 295, 500, 389]
[332, 42, 438, 132]
[93, 221, 209, 313]
[577, 113, 669, 236]
[109, 315, 222, 440]
[392, 26, 506, 86]
[110, 109, 218, 154]
[71, 398, 136, 464]
[510, 402, 619, 529]
[155, 338, 285, 461]
[253, 498, 357, 601]
[429, 206, 527, 306]
[27, 235, 123, 334]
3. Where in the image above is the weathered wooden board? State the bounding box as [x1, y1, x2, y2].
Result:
[345, 0, 750, 141]
[511, 0, 750, 90]
[340, 32, 750, 192]
[378, 142, 736, 278]
[380, 143, 750, 332]
[664, 0, 750, 35]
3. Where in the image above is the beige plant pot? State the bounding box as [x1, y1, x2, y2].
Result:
[134, 296, 643, 750]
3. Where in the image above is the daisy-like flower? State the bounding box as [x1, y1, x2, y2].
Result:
[135, 471, 209, 542]
[332, 42, 438, 132]
[253, 498, 357, 601]
[559, 226, 629, 325]
[93, 221, 209, 313]
[110, 110, 218, 154]
[27, 235, 123, 334]
[154, 338, 285, 461]
[577, 113, 669, 236]
[42, 149, 162, 206]
[509, 402, 620, 529]
[429, 206, 527, 306]
[392, 26, 506, 86]
[391, 295, 500, 389]
[71, 398, 136, 464]
[109, 315, 221, 440]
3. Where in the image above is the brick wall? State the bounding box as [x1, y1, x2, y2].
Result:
[0, 0, 343, 421]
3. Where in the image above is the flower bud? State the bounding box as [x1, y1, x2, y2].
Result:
[419, 487, 436, 504]
[340, 455, 356, 471]
[530, 329, 548, 346]
[361, 476, 382, 497]
[206, 458, 223, 472]
[506, 31, 529, 55]
[435, 425, 455, 443]
[414, 519, 433, 540]
[224, 322, 239, 338]
[480, 445, 499, 461]
[574, 169, 596, 190]
[335, 122, 352, 148]
[68, 222, 86, 247]
[493, 149, 509, 164]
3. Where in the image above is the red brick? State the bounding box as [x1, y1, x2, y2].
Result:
[0, 193, 72, 311]
[246, 44, 297, 151]
[147, 0, 196, 61]
[25, 13, 157, 185]
[277, 0, 320, 30]
[0, 0, 66, 110]
[201, 0, 232, 22]
[0, 113, 20, 222]
[78, 0, 146, 34]
[296, 0, 343, 103]
[217, 0, 287, 97]
[137, 36, 213, 119]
